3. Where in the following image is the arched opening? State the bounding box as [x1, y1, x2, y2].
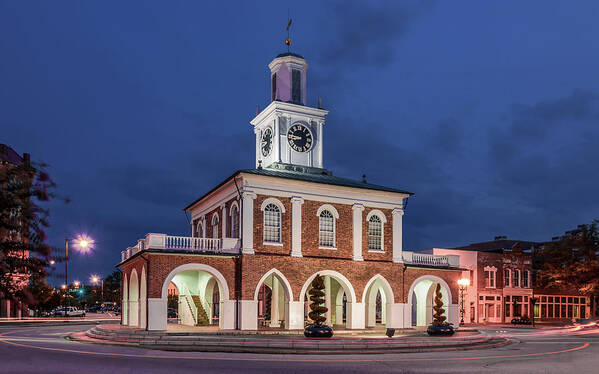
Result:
[160, 264, 231, 330]
[363, 275, 393, 328]
[128, 269, 139, 327]
[408, 276, 451, 327]
[254, 269, 292, 329]
[300, 271, 357, 329]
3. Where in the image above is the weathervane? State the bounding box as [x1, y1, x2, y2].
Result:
[285, 16, 292, 52]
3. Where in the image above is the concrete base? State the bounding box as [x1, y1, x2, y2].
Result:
[238, 300, 258, 330]
[288, 301, 304, 329]
[346, 302, 365, 329]
[147, 298, 167, 331]
[386, 303, 410, 328]
[220, 300, 236, 329]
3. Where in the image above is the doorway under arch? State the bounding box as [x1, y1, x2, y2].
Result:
[408, 275, 452, 327]
[254, 269, 293, 329]
[362, 275, 394, 328]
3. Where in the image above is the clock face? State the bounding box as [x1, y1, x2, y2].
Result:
[287, 123, 313, 152]
[261, 128, 273, 156]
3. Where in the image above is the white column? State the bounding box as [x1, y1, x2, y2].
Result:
[219, 300, 236, 329]
[128, 300, 139, 327]
[291, 196, 304, 257]
[288, 301, 304, 329]
[346, 302, 365, 329]
[324, 276, 332, 324]
[242, 192, 257, 254]
[238, 300, 258, 330]
[448, 303, 460, 327]
[147, 298, 167, 331]
[386, 303, 409, 328]
[254, 128, 261, 168]
[221, 204, 227, 238]
[392, 208, 404, 263]
[352, 204, 364, 261]
[270, 277, 280, 327]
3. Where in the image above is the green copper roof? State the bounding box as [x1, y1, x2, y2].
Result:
[184, 166, 413, 211]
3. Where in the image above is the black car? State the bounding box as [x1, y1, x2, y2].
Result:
[511, 316, 532, 325]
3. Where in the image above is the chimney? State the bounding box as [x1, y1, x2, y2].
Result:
[494, 235, 507, 241]
[23, 153, 30, 167]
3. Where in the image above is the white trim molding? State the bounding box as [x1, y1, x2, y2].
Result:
[316, 204, 339, 219]
[260, 197, 286, 213]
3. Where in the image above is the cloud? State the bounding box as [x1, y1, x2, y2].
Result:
[433, 117, 463, 154]
[313, 0, 436, 69]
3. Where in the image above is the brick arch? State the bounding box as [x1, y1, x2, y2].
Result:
[160, 263, 230, 301]
[299, 270, 357, 303]
[253, 268, 294, 301]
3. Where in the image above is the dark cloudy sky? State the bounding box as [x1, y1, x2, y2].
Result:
[2, 1, 599, 285]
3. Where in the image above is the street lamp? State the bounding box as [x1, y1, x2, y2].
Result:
[458, 278, 471, 326]
[90, 275, 104, 302]
[63, 235, 94, 311]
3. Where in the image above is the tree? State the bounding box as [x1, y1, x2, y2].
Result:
[535, 221, 599, 298]
[307, 274, 328, 327]
[0, 159, 61, 307]
[432, 284, 447, 325]
[103, 270, 121, 302]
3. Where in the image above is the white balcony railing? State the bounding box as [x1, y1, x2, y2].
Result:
[121, 233, 240, 262]
[402, 251, 460, 268]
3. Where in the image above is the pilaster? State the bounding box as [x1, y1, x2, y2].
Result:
[392, 208, 404, 263]
[291, 196, 304, 257]
[352, 204, 365, 261]
[241, 192, 257, 254]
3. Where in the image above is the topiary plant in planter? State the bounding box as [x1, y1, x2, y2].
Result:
[304, 274, 333, 338]
[427, 284, 455, 336]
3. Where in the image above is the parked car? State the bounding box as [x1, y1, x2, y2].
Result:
[54, 307, 86, 317]
[511, 316, 532, 325]
[86, 305, 102, 313]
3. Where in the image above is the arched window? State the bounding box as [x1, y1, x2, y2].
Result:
[523, 270, 529, 288]
[263, 203, 281, 243]
[230, 204, 240, 238]
[504, 268, 511, 287]
[319, 210, 335, 247]
[514, 269, 520, 288]
[368, 215, 383, 250]
[211, 214, 219, 239]
[196, 221, 204, 238]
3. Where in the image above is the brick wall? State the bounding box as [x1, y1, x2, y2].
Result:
[300, 200, 353, 259]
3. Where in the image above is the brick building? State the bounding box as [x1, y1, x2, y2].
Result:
[434, 236, 591, 324]
[0, 144, 31, 318]
[118, 51, 464, 331]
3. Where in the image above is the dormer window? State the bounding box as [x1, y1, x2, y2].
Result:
[291, 69, 301, 104]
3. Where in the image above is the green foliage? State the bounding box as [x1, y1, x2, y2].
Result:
[308, 274, 328, 326]
[535, 220, 599, 295]
[0, 160, 64, 305]
[432, 284, 447, 325]
[103, 270, 122, 302]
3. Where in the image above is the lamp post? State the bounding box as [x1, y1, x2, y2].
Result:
[62, 235, 93, 313]
[90, 275, 104, 302]
[458, 278, 470, 326]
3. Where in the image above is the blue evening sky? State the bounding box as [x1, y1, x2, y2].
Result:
[2, 1, 598, 284]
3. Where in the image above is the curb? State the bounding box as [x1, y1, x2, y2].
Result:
[68, 330, 510, 355]
[0, 320, 116, 327]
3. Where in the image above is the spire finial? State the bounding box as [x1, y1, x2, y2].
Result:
[285, 13, 292, 52]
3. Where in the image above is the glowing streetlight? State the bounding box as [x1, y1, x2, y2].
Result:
[458, 278, 470, 326]
[49, 259, 55, 265]
[73, 281, 80, 288]
[90, 274, 104, 301]
[62, 234, 95, 312]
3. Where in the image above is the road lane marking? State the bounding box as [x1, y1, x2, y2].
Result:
[0, 334, 590, 363]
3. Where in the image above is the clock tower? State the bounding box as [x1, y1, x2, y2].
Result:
[251, 52, 328, 170]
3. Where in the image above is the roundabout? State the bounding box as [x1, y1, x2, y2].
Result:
[0, 323, 597, 373]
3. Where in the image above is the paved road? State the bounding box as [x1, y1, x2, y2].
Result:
[0, 324, 597, 374]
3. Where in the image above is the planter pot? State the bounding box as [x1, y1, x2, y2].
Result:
[427, 324, 455, 336]
[304, 325, 333, 338]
